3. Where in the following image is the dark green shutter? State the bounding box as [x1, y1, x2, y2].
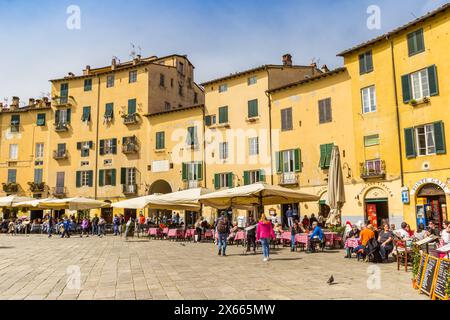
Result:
[128, 99, 137, 114]
[77, 142, 82, 150]
[88, 171, 94, 187]
[205, 115, 212, 126]
[365, 51, 373, 72]
[182, 163, 187, 181]
[260, 170, 266, 182]
[294, 149, 302, 172]
[37, 114, 46, 126]
[99, 140, 105, 155]
[320, 144, 327, 168]
[214, 174, 220, 190]
[76, 171, 81, 188]
[111, 169, 117, 186]
[120, 168, 126, 185]
[219, 106, 228, 124]
[416, 29, 425, 53]
[434, 121, 446, 155]
[82, 106, 91, 121]
[243, 171, 250, 185]
[112, 139, 117, 154]
[197, 163, 203, 181]
[248, 99, 258, 118]
[89, 141, 93, 149]
[401, 74, 412, 103]
[276, 152, 283, 174]
[428, 65, 439, 96]
[99, 170, 105, 187]
[359, 53, 366, 74]
[324, 144, 334, 168]
[66, 109, 71, 123]
[55, 110, 60, 124]
[404, 128, 416, 158]
[227, 173, 233, 187]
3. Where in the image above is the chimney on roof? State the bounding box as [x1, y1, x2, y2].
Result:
[321, 65, 330, 73]
[133, 54, 142, 66]
[11, 96, 19, 107]
[68, 72, 75, 77]
[282, 54, 293, 67]
[112, 57, 117, 70]
[310, 62, 317, 69]
[29, 98, 35, 106]
[42, 97, 49, 104]
[84, 65, 91, 76]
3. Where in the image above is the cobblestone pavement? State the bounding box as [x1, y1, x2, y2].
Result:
[0, 234, 426, 300]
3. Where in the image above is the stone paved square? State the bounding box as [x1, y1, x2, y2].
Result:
[0, 234, 426, 300]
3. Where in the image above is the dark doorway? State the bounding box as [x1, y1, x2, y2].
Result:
[185, 211, 198, 227]
[281, 203, 299, 228]
[365, 199, 389, 229]
[54, 210, 65, 220]
[124, 209, 137, 222]
[101, 207, 113, 223]
[416, 184, 447, 230]
[30, 210, 44, 221]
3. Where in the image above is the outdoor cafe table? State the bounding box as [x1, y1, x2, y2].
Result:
[168, 229, 183, 239]
[345, 238, 362, 249]
[295, 233, 310, 247]
[234, 230, 245, 242]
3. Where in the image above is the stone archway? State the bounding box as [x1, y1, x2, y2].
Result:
[415, 183, 447, 229]
[148, 180, 172, 195]
[363, 187, 389, 228]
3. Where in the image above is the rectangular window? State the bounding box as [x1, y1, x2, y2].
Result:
[128, 99, 137, 115]
[156, 132, 165, 150]
[186, 127, 198, 147]
[178, 62, 185, 75]
[82, 106, 91, 122]
[56, 109, 70, 124]
[99, 169, 116, 187]
[411, 69, 430, 100]
[359, 51, 373, 74]
[164, 102, 171, 111]
[106, 75, 115, 88]
[361, 86, 377, 113]
[11, 115, 20, 132]
[205, 115, 216, 126]
[194, 92, 198, 104]
[219, 106, 228, 124]
[84, 79, 92, 92]
[364, 134, 380, 147]
[9, 144, 18, 160]
[160, 74, 165, 87]
[182, 162, 203, 182]
[35, 143, 44, 159]
[407, 29, 425, 56]
[219, 84, 228, 93]
[57, 143, 66, 157]
[7, 169, 17, 184]
[281, 108, 293, 131]
[219, 142, 228, 160]
[178, 84, 183, 96]
[282, 150, 295, 173]
[248, 170, 261, 184]
[248, 99, 259, 118]
[100, 139, 117, 155]
[129, 70, 137, 83]
[60, 83, 69, 104]
[364, 159, 383, 175]
[56, 172, 65, 188]
[121, 168, 136, 185]
[79, 141, 91, 157]
[216, 173, 232, 189]
[319, 144, 334, 169]
[105, 103, 114, 119]
[416, 124, 436, 156]
[34, 168, 43, 184]
[249, 137, 259, 156]
[78, 171, 92, 187]
[37, 113, 46, 126]
[248, 76, 257, 86]
[318, 98, 332, 124]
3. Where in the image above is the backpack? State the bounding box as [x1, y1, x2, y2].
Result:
[217, 219, 228, 234]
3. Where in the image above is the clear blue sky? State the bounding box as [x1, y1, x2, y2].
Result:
[0, 0, 446, 102]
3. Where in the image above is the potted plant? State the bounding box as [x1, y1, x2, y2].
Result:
[410, 99, 418, 106]
[423, 96, 430, 104]
[411, 245, 421, 289]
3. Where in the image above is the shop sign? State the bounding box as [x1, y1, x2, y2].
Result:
[401, 188, 410, 204]
[410, 178, 450, 196]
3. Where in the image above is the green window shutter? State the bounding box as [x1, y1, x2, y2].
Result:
[359, 53, 366, 74]
[89, 141, 93, 149]
[112, 139, 117, 154]
[320, 144, 327, 168]
[84, 79, 92, 91]
[324, 144, 334, 168]
[76, 171, 81, 188]
[197, 162, 203, 181]
[120, 168, 127, 185]
[99, 170, 105, 187]
[404, 128, 416, 159]
[66, 109, 71, 123]
[60, 83, 69, 98]
[77, 142, 82, 150]
[82, 106, 91, 121]
[55, 110, 60, 124]
[214, 174, 220, 190]
[248, 99, 258, 118]
[275, 152, 283, 174]
[219, 106, 228, 124]
[111, 169, 117, 186]
[259, 169, 266, 182]
[99, 140, 105, 155]
[88, 170, 94, 187]
[434, 121, 446, 155]
[407, 32, 417, 56]
[205, 115, 212, 126]
[227, 173, 233, 187]
[365, 51, 373, 72]
[105, 103, 114, 118]
[182, 163, 188, 181]
[294, 149, 302, 172]
[416, 30, 425, 53]
[37, 114, 46, 126]
[243, 171, 250, 185]
[401, 74, 412, 103]
[11, 115, 20, 125]
[128, 99, 137, 114]
[427, 65, 439, 96]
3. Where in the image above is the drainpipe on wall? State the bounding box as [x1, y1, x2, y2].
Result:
[202, 105, 207, 189]
[94, 76, 101, 200]
[265, 87, 274, 186]
[389, 36, 405, 188]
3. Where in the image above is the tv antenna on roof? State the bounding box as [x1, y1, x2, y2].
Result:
[130, 43, 142, 59]
[112, 55, 121, 64]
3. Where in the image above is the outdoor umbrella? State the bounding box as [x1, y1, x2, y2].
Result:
[12, 198, 52, 208]
[35, 197, 110, 210]
[326, 146, 346, 227]
[198, 183, 319, 210]
[0, 196, 36, 208]
[111, 194, 161, 210]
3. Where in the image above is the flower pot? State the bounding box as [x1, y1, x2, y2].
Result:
[412, 279, 418, 290]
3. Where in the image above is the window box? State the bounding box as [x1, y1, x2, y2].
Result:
[2, 183, 19, 193]
[52, 96, 73, 107]
[54, 122, 69, 132]
[52, 186, 67, 198]
[278, 173, 299, 186]
[53, 150, 68, 160]
[360, 160, 386, 180]
[154, 148, 166, 154]
[122, 143, 139, 154]
[246, 115, 260, 122]
[122, 113, 139, 125]
[123, 184, 138, 195]
[28, 182, 46, 193]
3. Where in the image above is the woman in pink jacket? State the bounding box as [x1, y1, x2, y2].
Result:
[256, 214, 275, 262]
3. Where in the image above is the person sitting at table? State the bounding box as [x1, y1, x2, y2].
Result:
[378, 223, 394, 262]
[354, 224, 375, 260]
[227, 222, 239, 242]
[290, 220, 301, 252]
[307, 221, 324, 253]
[441, 221, 450, 245]
[344, 225, 361, 258]
[302, 215, 310, 230]
[413, 223, 427, 241]
[426, 221, 440, 237]
[394, 222, 410, 239]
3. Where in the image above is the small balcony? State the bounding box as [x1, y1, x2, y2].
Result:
[28, 182, 46, 193]
[123, 184, 138, 195]
[184, 180, 201, 190]
[52, 186, 67, 198]
[278, 172, 299, 186]
[53, 150, 68, 160]
[2, 183, 19, 194]
[122, 113, 138, 125]
[360, 160, 386, 180]
[52, 96, 73, 107]
[122, 143, 139, 154]
[54, 122, 69, 132]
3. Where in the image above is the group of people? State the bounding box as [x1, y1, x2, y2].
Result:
[344, 219, 450, 262]
[284, 206, 324, 229]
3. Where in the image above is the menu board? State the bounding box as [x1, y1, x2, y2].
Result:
[416, 254, 427, 285]
[432, 259, 450, 300]
[420, 256, 439, 296]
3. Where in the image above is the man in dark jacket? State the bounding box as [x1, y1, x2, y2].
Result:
[216, 216, 230, 256]
[91, 214, 99, 235]
[246, 216, 257, 253]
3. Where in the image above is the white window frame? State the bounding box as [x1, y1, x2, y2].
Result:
[282, 150, 295, 173]
[249, 170, 261, 184]
[361, 86, 377, 114]
[104, 139, 113, 155]
[249, 137, 259, 156]
[411, 69, 430, 100]
[187, 162, 200, 181]
[364, 134, 380, 147]
[104, 169, 114, 186]
[9, 144, 18, 160]
[248, 76, 257, 86]
[35, 143, 44, 159]
[365, 159, 382, 174]
[129, 70, 137, 83]
[126, 168, 136, 185]
[219, 173, 231, 188]
[106, 75, 115, 88]
[80, 171, 90, 187]
[59, 109, 68, 124]
[219, 142, 228, 160]
[415, 124, 436, 156]
[219, 84, 228, 93]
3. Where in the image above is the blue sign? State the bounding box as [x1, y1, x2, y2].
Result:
[401, 189, 410, 204]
